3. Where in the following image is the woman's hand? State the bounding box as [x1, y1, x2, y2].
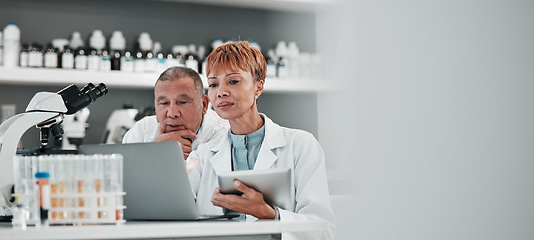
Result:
[211, 180, 276, 219]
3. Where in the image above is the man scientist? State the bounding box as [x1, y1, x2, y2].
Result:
[122, 66, 229, 159]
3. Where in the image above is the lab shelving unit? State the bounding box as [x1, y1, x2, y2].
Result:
[0, 67, 331, 93]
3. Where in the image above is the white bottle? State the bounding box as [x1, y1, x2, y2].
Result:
[185, 55, 198, 72]
[89, 30, 106, 51]
[3, 22, 21, 68]
[250, 40, 261, 52]
[110, 31, 126, 71]
[100, 49, 111, 71]
[43, 44, 58, 68]
[145, 42, 162, 72]
[74, 48, 88, 70]
[138, 33, 152, 52]
[287, 42, 300, 78]
[28, 44, 43, 68]
[266, 49, 277, 78]
[211, 38, 223, 51]
[152, 42, 162, 55]
[133, 51, 146, 72]
[135, 33, 152, 72]
[110, 31, 126, 51]
[145, 51, 157, 72]
[275, 41, 289, 79]
[120, 51, 134, 72]
[19, 43, 29, 67]
[69, 32, 85, 50]
[61, 47, 74, 69]
[156, 52, 166, 73]
[87, 49, 100, 71]
[88, 30, 106, 71]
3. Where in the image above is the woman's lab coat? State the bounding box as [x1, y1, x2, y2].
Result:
[188, 114, 336, 240]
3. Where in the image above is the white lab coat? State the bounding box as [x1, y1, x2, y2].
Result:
[122, 109, 229, 150]
[188, 114, 336, 240]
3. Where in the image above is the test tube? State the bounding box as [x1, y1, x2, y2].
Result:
[57, 156, 68, 220]
[93, 155, 104, 219]
[13, 156, 31, 228]
[35, 171, 50, 227]
[104, 154, 123, 221]
[75, 155, 85, 220]
[65, 155, 77, 222]
[35, 156, 52, 227]
[84, 155, 95, 220]
[49, 155, 59, 221]
[30, 156, 41, 227]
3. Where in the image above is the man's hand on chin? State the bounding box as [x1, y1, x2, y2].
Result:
[155, 124, 197, 159]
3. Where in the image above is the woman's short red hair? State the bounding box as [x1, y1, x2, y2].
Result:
[205, 41, 266, 83]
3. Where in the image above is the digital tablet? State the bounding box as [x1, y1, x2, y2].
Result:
[218, 168, 292, 209]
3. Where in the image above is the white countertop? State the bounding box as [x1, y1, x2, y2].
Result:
[0, 219, 327, 239]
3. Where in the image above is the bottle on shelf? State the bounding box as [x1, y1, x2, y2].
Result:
[250, 40, 261, 52]
[61, 46, 74, 69]
[266, 49, 277, 78]
[165, 52, 178, 68]
[185, 44, 199, 72]
[120, 51, 134, 72]
[3, 22, 21, 68]
[156, 52, 166, 73]
[43, 43, 58, 68]
[134, 32, 152, 72]
[145, 51, 157, 72]
[287, 41, 300, 78]
[185, 55, 198, 72]
[109, 31, 126, 71]
[277, 56, 288, 79]
[211, 38, 223, 52]
[28, 43, 43, 68]
[298, 52, 312, 79]
[88, 30, 106, 71]
[69, 31, 85, 50]
[74, 47, 88, 70]
[133, 50, 146, 72]
[87, 48, 100, 71]
[146, 42, 162, 73]
[197, 45, 206, 74]
[275, 41, 289, 79]
[52, 39, 69, 68]
[19, 43, 29, 67]
[100, 49, 111, 71]
[172, 45, 187, 68]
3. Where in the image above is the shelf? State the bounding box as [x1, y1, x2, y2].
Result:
[0, 67, 329, 93]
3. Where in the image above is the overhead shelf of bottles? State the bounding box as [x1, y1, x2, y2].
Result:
[0, 67, 329, 93]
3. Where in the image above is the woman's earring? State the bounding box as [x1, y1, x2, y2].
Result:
[254, 95, 259, 100]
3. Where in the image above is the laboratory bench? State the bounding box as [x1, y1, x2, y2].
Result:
[0, 219, 327, 239]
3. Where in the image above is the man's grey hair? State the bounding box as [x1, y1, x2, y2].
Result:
[156, 66, 205, 97]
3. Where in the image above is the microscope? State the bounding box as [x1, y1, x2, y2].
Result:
[0, 83, 107, 218]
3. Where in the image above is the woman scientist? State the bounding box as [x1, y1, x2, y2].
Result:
[187, 41, 335, 240]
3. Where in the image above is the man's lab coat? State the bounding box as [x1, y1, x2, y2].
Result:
[188, 114, 336, 240]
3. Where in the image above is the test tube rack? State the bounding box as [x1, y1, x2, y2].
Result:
[12, 154, 125, 226]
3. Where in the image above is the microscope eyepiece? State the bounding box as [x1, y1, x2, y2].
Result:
[84, 83, 108, 102]
[57, 83, 108, 114]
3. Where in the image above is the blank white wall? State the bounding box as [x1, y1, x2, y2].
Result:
[318, 0, 534, 239]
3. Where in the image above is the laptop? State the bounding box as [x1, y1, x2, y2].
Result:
[79, 141, 237, 221]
